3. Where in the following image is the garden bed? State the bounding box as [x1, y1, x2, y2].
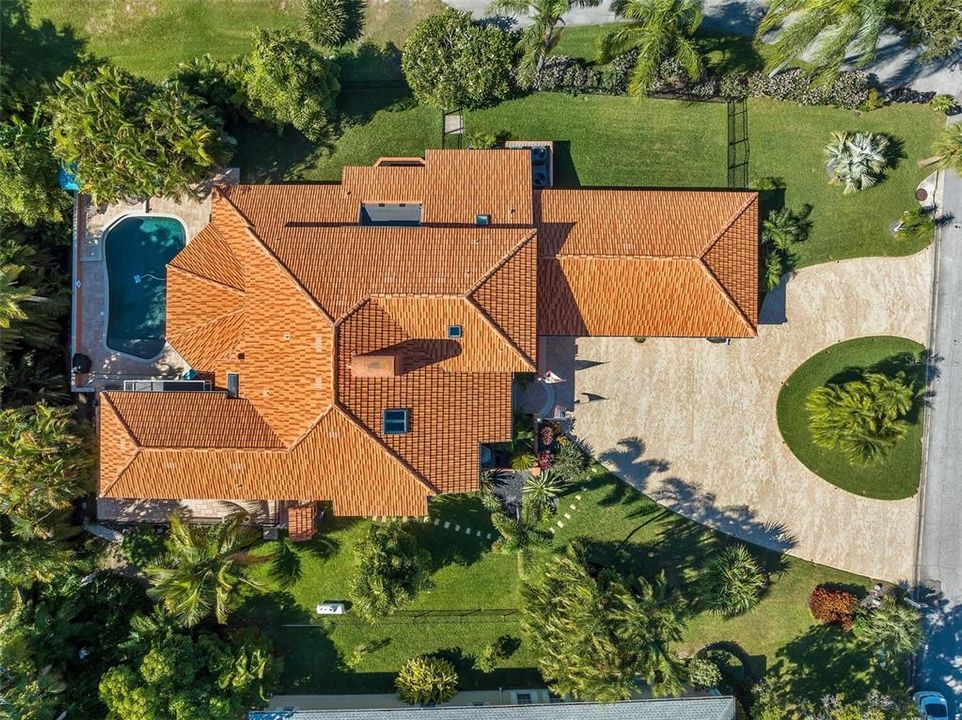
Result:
[776, 336, 925, 500]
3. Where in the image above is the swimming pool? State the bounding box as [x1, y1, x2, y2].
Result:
[104, 216, 186, 359]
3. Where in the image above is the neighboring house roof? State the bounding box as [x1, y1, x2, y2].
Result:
[537, 189, 759, 337]
[248, 697, 737, 720]
[97, 150, 759, 516]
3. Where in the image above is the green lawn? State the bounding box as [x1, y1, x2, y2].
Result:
[776, 336, 926, 500]
[240, 466, 893, 704]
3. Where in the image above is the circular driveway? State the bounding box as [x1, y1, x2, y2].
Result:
[559, 248, 934, 581]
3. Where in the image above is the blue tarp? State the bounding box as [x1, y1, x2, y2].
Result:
[58, 163, 79, 192]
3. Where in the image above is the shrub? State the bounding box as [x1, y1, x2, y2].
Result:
[699, 544, 767, 617]
[745, 69, 869, 109]
[402, 9, 515, 110]
[895, 208, 936, 243]
[719, 72, 749, 100]
[121, 526, 167, 568]
[244, 29, 340, 141]
[928, 93, 957, 115]
[808, 585, 858, 630]
[468, 131, 497, 149]
[172, 55, 248, 124]
[530, 55, 602, 95]
[824, 131, 891, 194]
[552, 437, 588, 483]
[860, 87, 885, 112]
[395, 655, 459, 705]
[685, 654, 722, 690]
[0, 113, 66, 227]
[304, 0, 364, 48]
[350, 523, 428, 619]
[760, 206, 808, 290]
[475, 637, 514, 673]
[601, 49, 639, 95]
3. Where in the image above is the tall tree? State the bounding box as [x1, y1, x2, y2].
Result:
[0, 112, 67, 227]
[349, 522, 428, 619]
[757, 0, 888, 79]
[244, 29, 341, 141]
[47, 64, 230, 204]
[402, 9, 516, 109]
[144, 512, 263, 627]
[0, 403, 90, 539]
[601, 0, 703, 96]
[304, 0, 365, 47]
[522, 544, 684, 700]
[486, 0, 601, 86]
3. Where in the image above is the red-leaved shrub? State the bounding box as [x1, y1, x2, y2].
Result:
[808, 585, 857, 631]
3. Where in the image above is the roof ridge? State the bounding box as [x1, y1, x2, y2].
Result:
[97, 393, 142, 496]
[166, 263, 245, 297]
[465, 295, 535, 370]
[696, 260, 756, 335]
[698, 192, 758, 260]
[331, 402, 440, 496]
[217, 192, 336, 325]
[467, 228, 538, 295]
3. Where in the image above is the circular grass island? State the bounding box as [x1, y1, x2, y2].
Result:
[776, 336, 925, 501]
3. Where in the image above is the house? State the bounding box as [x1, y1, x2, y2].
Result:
[94, 149, 758, 530]
[248, 696, 738, 720]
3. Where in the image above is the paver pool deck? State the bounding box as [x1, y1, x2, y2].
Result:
[554, 248, 934, 581]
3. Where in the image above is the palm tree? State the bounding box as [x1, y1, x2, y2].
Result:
[805, 371, 914, 464]
[522, 469, 568, 513]
[602, 0, 703, 96]
[853, 595, 923, 667]
[145, 512, 264, 627]
[757, 0, 888, 79]
[487, 0, 602, 85]
[762, 207, 806, 251]
[0, 265, 33, 329]
[395, 655, 459, 705]
[921, 123, 962, 175]
[825, 131, 890, 194]
[699, 544, 767, 617]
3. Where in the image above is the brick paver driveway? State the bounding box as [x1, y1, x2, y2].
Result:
[556, 249, 933, 581]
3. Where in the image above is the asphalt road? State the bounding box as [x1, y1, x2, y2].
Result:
[916, 163, 962, 714]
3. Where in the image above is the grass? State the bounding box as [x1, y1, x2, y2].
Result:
[776, 336, 926, 500]
[232, 88, 940, 268]
[239, 465, 893, 704]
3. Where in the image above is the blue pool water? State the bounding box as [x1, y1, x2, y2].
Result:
[105, 216, 186, 359]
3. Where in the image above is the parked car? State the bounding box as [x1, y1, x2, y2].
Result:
[913, 691, 948, 719]
[316, 602, 346, 615]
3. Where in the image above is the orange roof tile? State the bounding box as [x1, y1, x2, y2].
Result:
[537, 189, 758, 337]
[98, 150, 759, 518]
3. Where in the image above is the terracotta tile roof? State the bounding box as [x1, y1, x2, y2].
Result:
[270, 225, 535, 320]
[537, 189, 758, 337]
[102, 391, 283, 449]
[97, 150, 759, 519]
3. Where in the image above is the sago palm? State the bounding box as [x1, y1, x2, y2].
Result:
[487, 0, 601, 85]
[757, 0, 887, 79]
[825, 131, 890, 194]
[602, 0, 703, 96]
[145, 512, 264, 627]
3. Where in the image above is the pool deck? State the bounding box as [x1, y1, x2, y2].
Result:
[72, 170, 239, 391]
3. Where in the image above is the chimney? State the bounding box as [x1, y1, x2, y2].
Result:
[226, 373, 239, 398]
[351, 351, 400, 378]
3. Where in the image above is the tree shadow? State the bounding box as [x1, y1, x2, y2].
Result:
[596, 437, 672, 498]
[551, 140, 581, 188]
[767, 623, 903, 707]
[650, 476, 797, 553]
[696, 29, 764, 76]
[338, 40, 404, 89]
[1, 0, 88, 116]
[413, 494, 493, 570]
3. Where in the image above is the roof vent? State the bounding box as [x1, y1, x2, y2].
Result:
[226, 373, 239, 399]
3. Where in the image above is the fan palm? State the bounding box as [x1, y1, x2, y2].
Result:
[602, 0, 703, 96]
[757, 0, 887, 79]
[825, 131, 890, 194]
[487, 0, 602, 86]
[805, 371, 914, 464]
[853, 596, 923, 666]
[699, 544, 767, 617]
[145, 512, 264, 627]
